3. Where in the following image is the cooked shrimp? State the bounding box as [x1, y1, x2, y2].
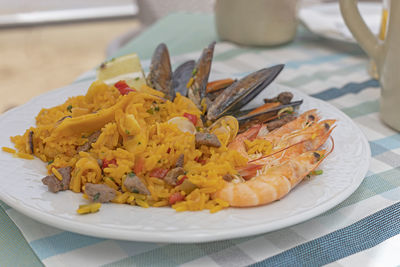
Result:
[213, 150, 326, 207]
[229, 109, 335, 179]
[253, 119, 336, 165]
[261, 109, 319, 146]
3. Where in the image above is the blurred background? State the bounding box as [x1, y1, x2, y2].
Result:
[0, 0, 375, 113]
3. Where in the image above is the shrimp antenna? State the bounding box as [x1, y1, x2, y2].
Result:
[248, 139, 307, 163]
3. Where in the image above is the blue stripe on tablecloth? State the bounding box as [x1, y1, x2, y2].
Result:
[285, 54, 349, 69]
[250, 202, 400, 267]
[341, 100, 379, 119]
[310, 79, 379, 101]
[30, 232, 104, 260]
[370, 134, 400, 156]
[281, 63, 365, 88]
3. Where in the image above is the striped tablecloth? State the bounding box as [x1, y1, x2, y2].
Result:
[1, 13, 399, 267]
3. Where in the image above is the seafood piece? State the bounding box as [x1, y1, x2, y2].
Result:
[207, 64, 284, 121]
[187, 42, 216, 109]
[236, 100, 303, 131]
[147, 43, 174, 100]
[213, 150, 327, 207]
[261, 109, 319, 146]
[172, 60, 195, 97]
[231, 114, 336, 179]
[206, 78, 236, 93]
[168, 117, 196, 134]
[266, 114, 296, 131]
[264, 92, 293, 104]
[208, 116, 239, 146]
[206, 79, 237, 102]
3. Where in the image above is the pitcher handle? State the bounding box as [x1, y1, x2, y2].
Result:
[339, 0, 384, 72]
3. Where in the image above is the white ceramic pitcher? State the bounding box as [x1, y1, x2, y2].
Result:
[339, 0, 400, 131]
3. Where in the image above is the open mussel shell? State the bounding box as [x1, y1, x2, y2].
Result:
[147, 43, 174, 100]
[172, 60, 195, 97]
[236, 100, 303, 125]
[206, 64, 284, 121]
[188, 42, 216, 108]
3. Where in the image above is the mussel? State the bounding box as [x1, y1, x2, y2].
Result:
[146, 43, 174, 100]
[206, 65, 284, 121]
[172, 60, 195, 97]
[145, 42, 303, 129]
[187, 42, 216, 109]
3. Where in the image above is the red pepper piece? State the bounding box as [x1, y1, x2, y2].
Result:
[102, 158, 117, 169]
[114, 80, 134, 95]
[149, 168, 169, 179]
[194, 157, 206, 165]
[176, 175, 187, 185]
[169, 192, 185, 205]
[183, 112, 197, 125]
[134, 157, 145, 174]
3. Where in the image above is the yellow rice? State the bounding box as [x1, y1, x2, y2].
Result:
[9, 80, 248, 213]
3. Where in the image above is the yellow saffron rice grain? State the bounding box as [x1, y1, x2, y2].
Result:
[186, 77, 194, 88]
[136, 199, 149, 208]
[15, 152, 34, 160]
[77, 203, 101, 214]
[152, 200, 169, 207]
[2, 147, 16, 154]
[52, 168, 63, 181]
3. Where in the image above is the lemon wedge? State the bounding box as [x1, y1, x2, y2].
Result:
[97, 53, 146, 90]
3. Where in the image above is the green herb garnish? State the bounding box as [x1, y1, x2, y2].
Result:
[47, 160, 54, 165]
[66, 105, 73, 112]
[93, 193, 100, 201]
[147, 108, 154, 114]
[192, 68, 197, 76]
[134, 77, 140, 81]
[125, 129, 130, 135]
[128, 172, 136, 177]
[154, 106, 160, 112]
[311, 170, 323, 175]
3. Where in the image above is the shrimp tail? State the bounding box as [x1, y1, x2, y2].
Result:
[214, 149, 329, 207]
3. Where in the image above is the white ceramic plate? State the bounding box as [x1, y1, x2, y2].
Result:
[0, 80, 370, 243]
[299, 3, 382, 43]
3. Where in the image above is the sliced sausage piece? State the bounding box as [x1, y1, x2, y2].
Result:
[84, 183, 116, 203]
[124, 173, 150, 195]
[195, 132, 221, 148]
[175, 154, 184, 168]
[42, 166, 72, 193]
[77, 130, 101, 152]
[164, 167, 185, 185]
[266, 114, 296, 131]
